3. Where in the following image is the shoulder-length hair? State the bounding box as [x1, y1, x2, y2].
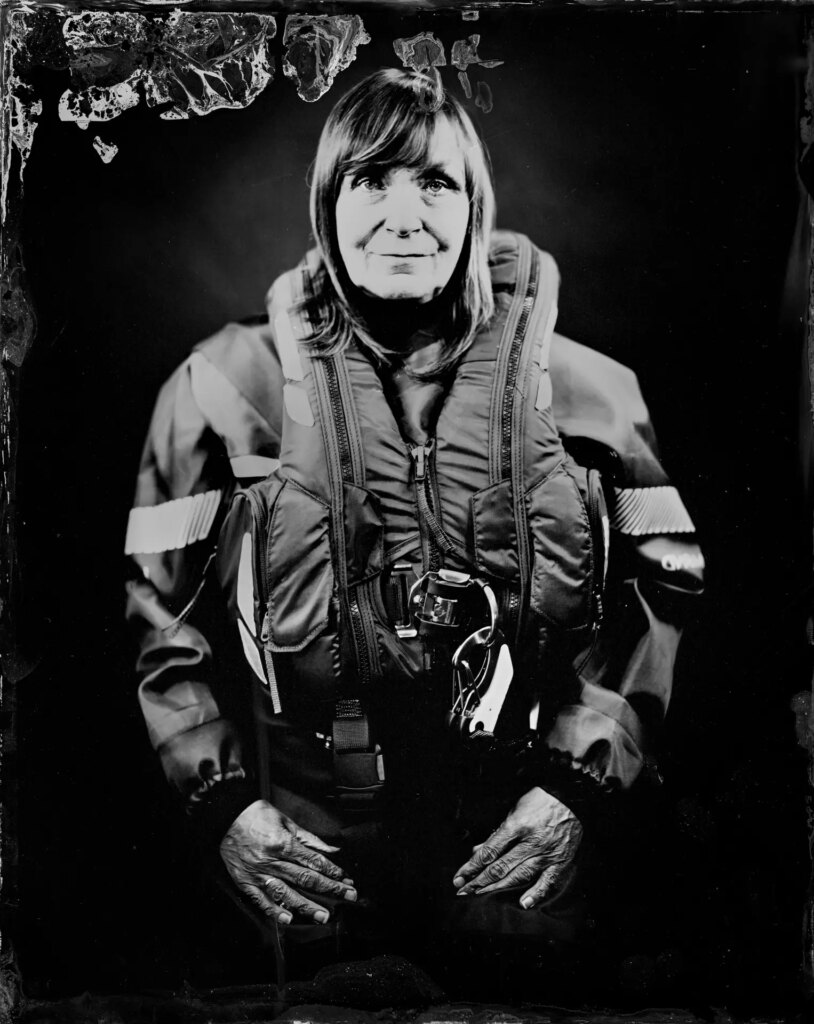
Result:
[303, 68, 496, 377]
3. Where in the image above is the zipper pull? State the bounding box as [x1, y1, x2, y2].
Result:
[410, 440, 435, 482]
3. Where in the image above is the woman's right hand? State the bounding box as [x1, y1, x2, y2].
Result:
[219, 799, 357, 926]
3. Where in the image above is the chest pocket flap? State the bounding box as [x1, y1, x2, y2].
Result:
[266, 481, 334, 652]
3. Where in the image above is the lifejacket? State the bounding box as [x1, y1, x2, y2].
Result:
[216, 232, 637, 796]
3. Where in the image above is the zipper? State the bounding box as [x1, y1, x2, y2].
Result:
[495, 243, 539, 647]
[409, 440, 454, 574]
[348, 595, 371, 685]
[501, 251, 538, 477]
[323, 359, 353, 484]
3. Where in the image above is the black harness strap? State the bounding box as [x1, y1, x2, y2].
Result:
[310, 350, 384, 807]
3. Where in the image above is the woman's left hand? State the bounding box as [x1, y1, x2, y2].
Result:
[452, 786, 583, 909]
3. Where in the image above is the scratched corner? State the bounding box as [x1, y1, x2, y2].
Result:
[1, 10, 44, 218]
[282, 14, 370, 103]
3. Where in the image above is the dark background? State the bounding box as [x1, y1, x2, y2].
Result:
[9, 5, 813, 1013]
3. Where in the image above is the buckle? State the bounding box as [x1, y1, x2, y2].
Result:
[333, 747, 385, 788]
[409, 570, 499, 643]
[382, 562, 420, 638]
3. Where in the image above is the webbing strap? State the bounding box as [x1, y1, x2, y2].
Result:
[333, 699, 371, 751]
[309, 348, 382, 804]
[332, 701, 384, 806]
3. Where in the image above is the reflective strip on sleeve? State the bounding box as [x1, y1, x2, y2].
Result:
[230, 455, 280, 480]
[194, 490, 221, 544]
[124, 489, 222, 555]
[611, 486, 695, 536]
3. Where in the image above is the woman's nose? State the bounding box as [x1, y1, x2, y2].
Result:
[382, 182, 423, 235]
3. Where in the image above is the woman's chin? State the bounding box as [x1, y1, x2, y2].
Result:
[363, 282, 439, 304]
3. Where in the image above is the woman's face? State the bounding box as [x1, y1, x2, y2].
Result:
[335, 118, 471, 304]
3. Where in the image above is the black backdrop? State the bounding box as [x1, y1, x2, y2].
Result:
[10, 6, 813, 1011]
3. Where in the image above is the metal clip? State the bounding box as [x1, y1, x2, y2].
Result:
[385, 562, 420, 638]
[398, 569, 500, 643]
[447, 626, 514, 737]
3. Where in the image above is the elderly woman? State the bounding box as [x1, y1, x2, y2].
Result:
[126, 69, 703, 984]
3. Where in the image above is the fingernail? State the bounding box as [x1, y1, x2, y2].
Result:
[314, 910, 330, 924]
[279, 912, 293, 925]
[344, 889, 358, 902]
[456, 888, 469, 897]
[452, 876, 465, 889]
[342, 877, 354, 886]
[520, 897, 533, 910]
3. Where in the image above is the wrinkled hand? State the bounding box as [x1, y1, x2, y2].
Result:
[220, 799, 357, 926]
[452, 787, 583, 909]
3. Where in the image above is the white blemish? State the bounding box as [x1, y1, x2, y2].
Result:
[57, 11, 277, 130]
[92, 136, 119, 163]
[58, 80, 140, 130]
[282, 15, 370, 102]
[153, 12, 276, 119]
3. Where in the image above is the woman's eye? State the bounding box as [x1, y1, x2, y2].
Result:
[354, 175, 384, 192]
[423, 178, 449, 195]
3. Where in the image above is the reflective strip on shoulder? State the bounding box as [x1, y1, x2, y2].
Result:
[283, 382, 314, 427]
[124, 489, 222, 555]
[230, 455, 280, 480]
[534, 303, 558, 412]
[538, 302, 558, 372]
[535, 371, 552, 412]
[611, 486, 695, 536]
[274, 311, 305, 382]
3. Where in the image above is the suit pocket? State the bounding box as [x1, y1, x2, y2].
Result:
[526, 460, 606, 630]
[265, 480, 334, 652]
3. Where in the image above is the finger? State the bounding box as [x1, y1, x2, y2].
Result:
[286, 837, 346, 882]
[519, 860, 574, 910]
[293, 824, 341, 855]
[239, 880, 294, 927]
[259, 876, 332, 924]
[452, 825, 514, 888]
[272, 861, 358, 902]
[456, 842, 537, 895]
[468, 857, 544, 896]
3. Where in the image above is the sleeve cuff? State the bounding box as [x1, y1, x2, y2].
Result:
[186, 775, 261, 845]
